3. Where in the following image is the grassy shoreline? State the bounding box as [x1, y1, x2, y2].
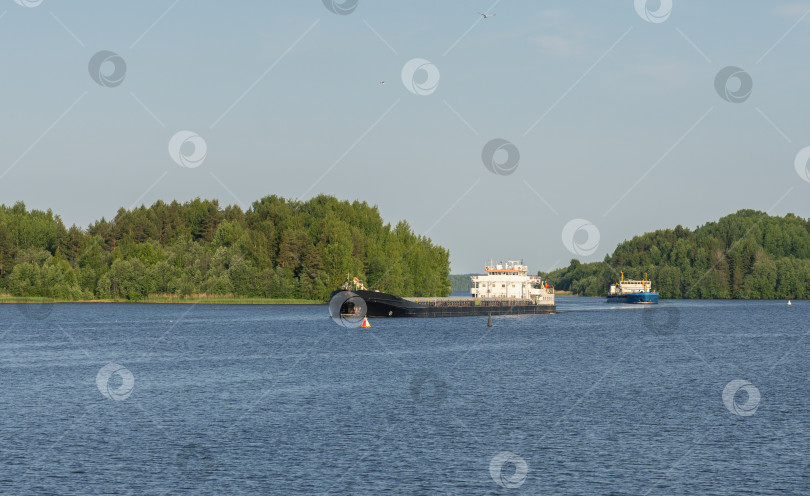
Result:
[0, 295, 324, 305]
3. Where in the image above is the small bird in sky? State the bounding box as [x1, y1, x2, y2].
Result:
[379, 81, 385, 85]
[478, 12, 496, 18]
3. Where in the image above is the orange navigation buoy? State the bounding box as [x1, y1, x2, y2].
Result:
[361, 317, 371, 328]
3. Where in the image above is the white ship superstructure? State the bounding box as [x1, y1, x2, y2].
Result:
[470, 260, 554, 305]
[608, 272, 652, 295]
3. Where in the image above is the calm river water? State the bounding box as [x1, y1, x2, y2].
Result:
[1, 297, 808, 494]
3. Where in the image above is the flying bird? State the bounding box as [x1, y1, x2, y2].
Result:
[478, 12, 496, 18]
[379, 81, 385, 85]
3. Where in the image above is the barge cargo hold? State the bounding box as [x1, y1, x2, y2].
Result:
[332, 290, 555, 318]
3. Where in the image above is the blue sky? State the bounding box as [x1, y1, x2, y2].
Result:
[1, 1, 809, 273]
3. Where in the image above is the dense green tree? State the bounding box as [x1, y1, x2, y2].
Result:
[543, 210, 810, 299]
[0, 195, 455, 301]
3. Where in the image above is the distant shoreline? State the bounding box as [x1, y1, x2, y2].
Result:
[0, 296, 324, 305]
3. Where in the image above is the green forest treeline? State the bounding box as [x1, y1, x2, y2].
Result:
[544, 210, 810, 299]
[0, 195, 451, 301]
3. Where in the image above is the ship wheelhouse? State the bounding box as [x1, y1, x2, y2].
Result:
[469, 259, 553, 304]
[608, 272, 654, 295]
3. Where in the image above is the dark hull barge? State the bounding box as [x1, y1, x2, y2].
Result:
[331, 289, 555, 318]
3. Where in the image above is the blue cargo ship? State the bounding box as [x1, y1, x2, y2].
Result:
[606, 272, 659, 304]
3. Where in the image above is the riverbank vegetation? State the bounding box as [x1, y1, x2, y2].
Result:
[543, 210, 810, 299]
[0, 294, 322, 304]
[0, 196, 451, 302]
